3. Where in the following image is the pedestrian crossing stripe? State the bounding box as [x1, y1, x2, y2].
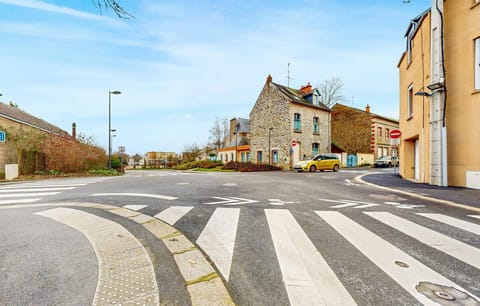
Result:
[266, 209, 355, 305]
[366, 212, 480, 269]
[417, 213, 480, 235]
[316, 211, 480, 304]
[154, 206, 193, 225]
[196, 208, 240, 282]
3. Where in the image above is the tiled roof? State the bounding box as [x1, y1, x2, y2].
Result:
[0, 102, 69, 136]
[235, 118, 250, 133]
[333, 103, 399, 123]
[272, 82, 330, 112]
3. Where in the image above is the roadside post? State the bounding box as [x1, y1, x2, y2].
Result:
[390, 130, 401, 174]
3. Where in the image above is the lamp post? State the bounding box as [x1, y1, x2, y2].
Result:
[268, 127, 273, 166]
[108, 90, 121, 169]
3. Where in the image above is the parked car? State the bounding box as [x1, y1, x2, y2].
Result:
[374, 156, 399, 168]
[294, 153, 341, 172]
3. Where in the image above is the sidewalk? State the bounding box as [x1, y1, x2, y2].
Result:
[359, 172, 480, 210]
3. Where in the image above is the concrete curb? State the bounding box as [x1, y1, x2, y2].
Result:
[17, 202, 235, 306]
[355, 174, 480, 214]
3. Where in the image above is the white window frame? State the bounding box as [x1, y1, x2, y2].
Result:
[475, 37, 480, 90]
[407, 84, 414, 118]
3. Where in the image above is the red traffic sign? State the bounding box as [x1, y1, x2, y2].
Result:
[291, 139, 297, 147]
[390, 129, 402, 139]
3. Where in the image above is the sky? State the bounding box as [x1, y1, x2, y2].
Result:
[0, 0, 430, 155]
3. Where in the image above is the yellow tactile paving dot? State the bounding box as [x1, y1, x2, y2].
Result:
[35, 207, 160, 306]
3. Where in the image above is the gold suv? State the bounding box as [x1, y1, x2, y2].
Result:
[294, 153, 341, 172]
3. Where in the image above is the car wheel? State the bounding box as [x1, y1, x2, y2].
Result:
[309, 165, 316, 172]
[388, 162, 393, 168]
[333, 164, 339, 172]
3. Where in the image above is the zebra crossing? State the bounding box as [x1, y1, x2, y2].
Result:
[125, 204, 480, 304]
[0, 177, 111, 205]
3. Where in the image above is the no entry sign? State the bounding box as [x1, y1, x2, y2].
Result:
[390, 129, 402, 139]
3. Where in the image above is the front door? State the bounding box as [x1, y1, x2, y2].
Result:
[414, 139, 420, 180]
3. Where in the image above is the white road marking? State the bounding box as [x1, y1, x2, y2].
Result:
[417, 213, 480, 235]
[266, 209, 355, 306]
[223, 183, 237, 186]
[203, 197, 258, 205]
[34, 208, 159, 305]
[1, 183, 87, 190]
[330, 203, 358, 208]
[196, 208, 240, 281]
[91, 193, 177, 200]
[469, 215, 480, 220]
[0, 187, 75, 193]
[354, 203, 380, 209]
[154, 206, 193, 225]
[123, 205, 148, 211]
[316, 211, 479, 304]
[0, 198, 41, 205]
[366, 212, 480, 269]
[0, 192, 60, 198]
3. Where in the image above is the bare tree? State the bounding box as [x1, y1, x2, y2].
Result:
[209, 117, 229, 149]
[183, 143, 201, 162]
[317, 77, 345, 108]
[92, 0, 134, 19]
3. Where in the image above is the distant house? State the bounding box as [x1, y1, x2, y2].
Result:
[249, 75, 331, 169]
[0, 102, 71, 177]
[217, 117, 250, 163]
[331, 103, 399, 159]
[145, 151, 178, 167]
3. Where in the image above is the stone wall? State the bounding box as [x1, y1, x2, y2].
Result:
[250, 82, 331, 169]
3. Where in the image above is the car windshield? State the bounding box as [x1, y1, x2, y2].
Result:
[378, 156, 391, 161]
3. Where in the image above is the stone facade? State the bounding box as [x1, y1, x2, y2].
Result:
[249, 75, 331, 169]
[331, 103, 399, 158]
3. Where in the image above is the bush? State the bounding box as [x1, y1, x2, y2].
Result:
[88, 169, 120, 176]
[174, 160, 223, 170]
[223, 162, 282, 172]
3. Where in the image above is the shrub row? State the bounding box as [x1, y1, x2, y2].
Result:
[223, 162, 282, 172]
[174, 160, 223, 170]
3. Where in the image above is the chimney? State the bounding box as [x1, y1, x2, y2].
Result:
[299, 82, 312, 94]
[72, 122, 76, 139]
[365, 104, 371, 113]
[266, 74, 272, 84]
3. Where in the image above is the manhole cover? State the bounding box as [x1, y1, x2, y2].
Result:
[416, 281, 479, 305]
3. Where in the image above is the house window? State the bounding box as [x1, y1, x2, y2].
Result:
[475, 37, 480, 90]
[312, 143, 319, 156]
[272, 150, 278, 163]
[241, 152, 245, 162]
[225, 154, 228, 161]
[294, 113, 301, 132]
[377, 127, 382, 138]
[247, 152, 250, 162]
[408, 84, 414, 118]
[386, 128, 390, 139]
[231, 153, 234, 161]
[257, 151, 263, 163]
[313, 117, 319, 134]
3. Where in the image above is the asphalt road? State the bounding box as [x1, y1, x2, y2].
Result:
[1, 168, 479, 305]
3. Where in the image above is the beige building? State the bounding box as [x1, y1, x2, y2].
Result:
[249, 75, 330, 169]
[398, 1, 480, 188]
[145, 151, 177, 167]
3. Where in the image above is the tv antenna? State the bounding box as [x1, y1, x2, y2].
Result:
[287, 61, 294, 87]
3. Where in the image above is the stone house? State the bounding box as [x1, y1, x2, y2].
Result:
[249, 75, 330, 169]
[217, 117, 250, 163]
[0, 102, 70, 177]
[331, 103, 399, 159]
[398, 2, 480, 188]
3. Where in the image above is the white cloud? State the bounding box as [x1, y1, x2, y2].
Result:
[0, 0, 104, 20]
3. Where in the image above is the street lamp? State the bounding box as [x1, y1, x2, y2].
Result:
[108, 90, 121, 169]
[268, 127, 273, 166]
